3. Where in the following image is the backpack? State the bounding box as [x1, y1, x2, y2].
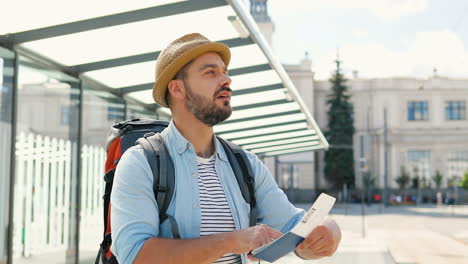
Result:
[96, 119, 257, 264]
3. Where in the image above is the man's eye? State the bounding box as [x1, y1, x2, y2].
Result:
[207, 71, 215, 74]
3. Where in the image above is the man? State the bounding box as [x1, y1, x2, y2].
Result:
[111, 33, 341, 264]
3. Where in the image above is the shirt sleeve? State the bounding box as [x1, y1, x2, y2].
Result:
[110, 146, 160, 264]
[245, 152, 305, 232]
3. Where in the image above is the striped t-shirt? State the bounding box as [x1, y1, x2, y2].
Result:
[197, 155, 241, 264]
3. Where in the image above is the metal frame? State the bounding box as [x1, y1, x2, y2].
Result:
[232, 99, 290, 111]
[238, 133, 318, 147]
[0, 0, 329, 155]
[0, 0, 329, 182]
[117, 61, 269, 95]
[229, 63, 270, 75]
[217, 119, 306, 135]
[227, 0, 329, 150]
[245, 138, 319, 150]
[75, 79, 84, 264]
[0, 0, 228, 45]
[227, 128, 308, 141]
[69, 38, 255, 73]
[233, 83, 283, 96]
[70, 51, 161, 73]
[6, 50, 19, 264]
[0, 2, 332, 264]
[222, 109, 301, 124]
[253, 141, 321, 154]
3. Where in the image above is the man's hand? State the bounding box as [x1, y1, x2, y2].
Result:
[228, 224, 282, 259]
[295, 218, 341, 259]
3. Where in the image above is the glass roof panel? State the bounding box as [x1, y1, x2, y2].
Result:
[230, 70, 280, 90]
[242, 136, 319, 150]
[84, 61, 155, 88]
[215, 113, 305, 133]
[228, 44, 268, 69]
[85, 64, 279, 91]
[232, 130, 315, 145]
[126, 89, 153, 104]
[21, 5, 238, 65]
[251, 141, 319, 154]
[0, 0, 186, 34]
[230, 89, 286, 108]
[228, 102, 299, 121]
[221, 122, 307, 140]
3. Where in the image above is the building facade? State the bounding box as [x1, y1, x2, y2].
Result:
[251, 0, 468, 190]
[315, 76, 468, 188]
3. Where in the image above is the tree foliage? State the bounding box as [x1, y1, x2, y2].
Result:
[395, 167, 410, 190]
[432, 170, 443, 189]
[459, 171, 468, 189]
[324, 59, 355, 188]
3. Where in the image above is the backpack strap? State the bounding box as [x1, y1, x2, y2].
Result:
[217, 137, 257, 227]
[137, 133, 180, 239]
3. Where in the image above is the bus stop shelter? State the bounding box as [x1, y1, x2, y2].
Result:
[0, 1, 328, 263]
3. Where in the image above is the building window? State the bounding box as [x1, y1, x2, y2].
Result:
[407, 150, 431, 162]
[407, 150, 431, 180]
[447, 151, 468, 179]
[407, 101, 428, 121]
[445, 101, 466, 120]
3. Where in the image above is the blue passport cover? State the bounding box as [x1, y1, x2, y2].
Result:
[252, 232, 304, 262]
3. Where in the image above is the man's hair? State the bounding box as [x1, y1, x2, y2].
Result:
[166, 60, 193, 107]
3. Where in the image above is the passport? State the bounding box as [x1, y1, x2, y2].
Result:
[252, 193, 336, 263]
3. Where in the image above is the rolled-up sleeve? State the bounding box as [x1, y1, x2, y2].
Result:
[246, 152, 305, 232]
[110, 146, 160, 264]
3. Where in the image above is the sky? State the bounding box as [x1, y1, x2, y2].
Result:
[266, 0, 468, 80]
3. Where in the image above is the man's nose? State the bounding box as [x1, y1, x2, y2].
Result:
[221, 73, 232, 87]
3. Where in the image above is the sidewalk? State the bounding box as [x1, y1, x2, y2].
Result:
[13, 204, 468, 264]
[290, 203, 468, 264]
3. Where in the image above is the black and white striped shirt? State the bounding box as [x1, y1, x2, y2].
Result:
[197, 155, 241, 264]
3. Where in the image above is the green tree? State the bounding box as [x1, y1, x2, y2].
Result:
[459, 171, 468, 189]
[324, 58, 355, 188]
[395, 167, 410, 190]
[411, 176, 420, 189]
[432, 170, 444, 189]
[448, 176, 460, 188]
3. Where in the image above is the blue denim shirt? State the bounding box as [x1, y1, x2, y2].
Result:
[111, 120, 304, 264]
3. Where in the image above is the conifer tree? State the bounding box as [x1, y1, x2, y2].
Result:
[324, 58, 355, 188]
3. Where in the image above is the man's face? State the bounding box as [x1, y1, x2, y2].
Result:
[182, 52, 232, 127]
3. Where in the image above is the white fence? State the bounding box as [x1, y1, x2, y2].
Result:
[80, 145, 106, 251]
[13, 132, 105, 258]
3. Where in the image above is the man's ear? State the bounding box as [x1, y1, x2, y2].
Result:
[167, 79, 185, 101]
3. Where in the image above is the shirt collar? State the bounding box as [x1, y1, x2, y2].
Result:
[165, 120, 191, 154]
[165, 120, 227, 161]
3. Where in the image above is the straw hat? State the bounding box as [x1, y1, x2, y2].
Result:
[152, 33, 231, 107]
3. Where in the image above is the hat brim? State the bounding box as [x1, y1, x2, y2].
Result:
[153, 42, 231, 108]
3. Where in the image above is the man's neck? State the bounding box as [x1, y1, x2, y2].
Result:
[172, 115, 215, 158]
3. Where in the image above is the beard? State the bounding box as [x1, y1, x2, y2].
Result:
[184, 81, 232, 127]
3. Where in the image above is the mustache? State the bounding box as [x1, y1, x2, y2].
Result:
[214, 86, 232, 97]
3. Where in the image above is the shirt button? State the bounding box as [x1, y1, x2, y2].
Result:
[194, 204, 199, 208]
[192, 172, 196, 177]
